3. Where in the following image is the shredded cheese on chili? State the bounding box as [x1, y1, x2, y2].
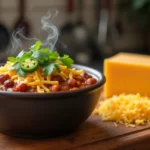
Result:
[0, 61, 83, 93]
[94, 93, 150, 127]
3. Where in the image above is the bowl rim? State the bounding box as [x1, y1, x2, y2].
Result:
[0, 64, 106, 98]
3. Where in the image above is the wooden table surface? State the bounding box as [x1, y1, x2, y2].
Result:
[0, 93, 150, 150]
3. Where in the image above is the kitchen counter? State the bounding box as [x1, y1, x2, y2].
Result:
[0, 95, 150, 150]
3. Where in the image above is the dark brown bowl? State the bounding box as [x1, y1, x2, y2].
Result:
[0, 64, 105, 138]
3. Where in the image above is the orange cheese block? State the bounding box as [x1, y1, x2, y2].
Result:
[104, 52, 150, 98]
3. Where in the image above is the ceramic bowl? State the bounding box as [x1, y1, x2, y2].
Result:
[0, 64, 105, 138]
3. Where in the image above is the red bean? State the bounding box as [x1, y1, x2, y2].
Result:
[15, 83, 27, 92]
[61, 85, 70, 91]
[70, 87, 79, 91]
[85, 78, 97, 85]
[0, 74, 10, 84]
[74, 76, 84, 82]
[77, 81, 81, 87]
[81, 72, 92, 79]
[51, 75, 64, 82]
[4, 74, 10, 79]
[80, 84, 86, 89]
[12, 88, 17, 92]
[4, 80, 14, 88]
[51, 85, 61, 92]
[67, 79, 77, 87]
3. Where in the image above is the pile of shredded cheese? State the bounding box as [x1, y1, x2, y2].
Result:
[0, 61, 83, 93]
[94, 93, 150, 127]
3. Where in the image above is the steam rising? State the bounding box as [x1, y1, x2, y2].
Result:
[10, 28, 38, 55]
[9, 9, 59, 56]
[41, 9, 59, 50]
[11, 29, 23, 54]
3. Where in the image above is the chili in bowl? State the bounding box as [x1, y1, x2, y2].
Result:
[0, 41, 105, 138]
[0, 71, 97, 93]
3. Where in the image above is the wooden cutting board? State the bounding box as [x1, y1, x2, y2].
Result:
[0, 94, 150, 150]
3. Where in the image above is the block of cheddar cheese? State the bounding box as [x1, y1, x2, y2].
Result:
[104, 52, 150, 98]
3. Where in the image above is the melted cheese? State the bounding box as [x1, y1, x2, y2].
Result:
[104, 53, 150, 98]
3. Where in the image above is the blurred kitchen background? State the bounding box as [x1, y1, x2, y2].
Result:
[0, 0, 150, 71]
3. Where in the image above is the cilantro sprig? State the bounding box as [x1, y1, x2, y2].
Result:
[8, 40, 74, 76]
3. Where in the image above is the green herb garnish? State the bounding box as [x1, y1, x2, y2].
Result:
[8, 40, 74, 77]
